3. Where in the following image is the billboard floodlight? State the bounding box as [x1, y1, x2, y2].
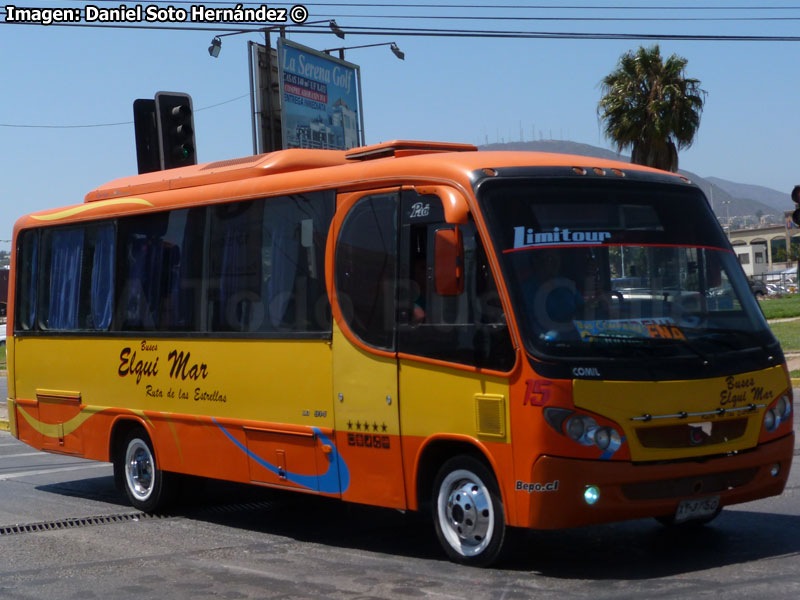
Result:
[390, 43, 405, 60]
[329, 20, 346, 39]
[209, 37, 222, 58]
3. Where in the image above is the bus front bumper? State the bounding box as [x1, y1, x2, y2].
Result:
[520, 433, 794, 529]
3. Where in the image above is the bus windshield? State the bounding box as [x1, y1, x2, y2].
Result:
[478, 177, 775, 360]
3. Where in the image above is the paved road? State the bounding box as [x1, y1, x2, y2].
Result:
[2, 373, 799, 599]
[0, 434, 799, 598]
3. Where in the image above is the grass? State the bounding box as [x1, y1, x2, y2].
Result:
[0, 344, 4, 369]
[769, 320, 800, 352]
[758, 295, 800, 320]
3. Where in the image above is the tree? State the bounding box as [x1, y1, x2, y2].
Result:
[598, 45, 706, 172]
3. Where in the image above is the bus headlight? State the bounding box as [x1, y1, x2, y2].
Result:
[565, 415, 597, 445]
[594, 427, 610, 449]
[776, 395, 792, 420]
[594, 427, 622, 452]
[764, 409, 777, 432]
[544, 408, 624, 456]
[566, 415, 586, 441]
[764, 395, 792, 433]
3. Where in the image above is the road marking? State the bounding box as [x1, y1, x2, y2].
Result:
[0, 463, 109, 481]
[0, 442, 23, 447]
[0, 452, 47, 458]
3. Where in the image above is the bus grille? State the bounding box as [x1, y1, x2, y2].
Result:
[620, 467, 758, 501]
[636, 418, 748, 449]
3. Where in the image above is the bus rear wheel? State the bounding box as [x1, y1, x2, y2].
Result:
[117, 428, 172, 513]
[432, 456, 506, 566]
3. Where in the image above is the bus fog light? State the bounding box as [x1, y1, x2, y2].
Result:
[770, 463, 781, 477]
[584, 485, 600, 505]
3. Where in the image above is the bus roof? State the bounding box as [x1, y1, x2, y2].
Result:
[15, 140, 687, 234]
[84, 140, 682, 204]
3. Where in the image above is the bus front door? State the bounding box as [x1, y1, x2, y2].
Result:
[331, 190, 407, 509]
[332, 325, 405, 508]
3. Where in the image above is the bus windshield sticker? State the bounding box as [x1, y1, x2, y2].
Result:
[513, 226, 612, 249]
[574, 317, 682, 342]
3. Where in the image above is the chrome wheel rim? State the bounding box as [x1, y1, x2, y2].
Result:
[437, 469, 494, 557]
[125, 438, 154, 501]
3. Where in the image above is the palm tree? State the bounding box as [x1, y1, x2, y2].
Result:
[598, 45, 706, 172]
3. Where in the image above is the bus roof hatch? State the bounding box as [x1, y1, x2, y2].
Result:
[345, 140, 478, 161]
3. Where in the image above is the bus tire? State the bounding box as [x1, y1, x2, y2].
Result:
[117, 428, 172, 513]
[432, 455, 506, 566]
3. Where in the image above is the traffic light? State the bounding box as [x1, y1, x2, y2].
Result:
[792, 185, 800, 226]
[154, 91, 197, 170]
[133, 92, 197, 173]
[132, 99, 159, 174]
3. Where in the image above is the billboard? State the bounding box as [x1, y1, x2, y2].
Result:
[277, 37, 364, 151]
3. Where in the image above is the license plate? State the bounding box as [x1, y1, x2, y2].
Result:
[674, 496, 720, 523]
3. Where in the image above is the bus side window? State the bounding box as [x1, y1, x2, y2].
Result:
[116, 208, 204, 332]
[83, 224, 115, 330]
[258, 193, 334, 334]
[36, 223, 115, 332]
[15, 229, 39, 331]
[208, 200, 263, 333]
[398, 192, 515, 371]
[208, 192, 334, 335]
[334, 193, 398, 351]
[39, 227, 85, 330]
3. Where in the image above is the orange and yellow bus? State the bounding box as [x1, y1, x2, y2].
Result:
[5, 140, 794, 565]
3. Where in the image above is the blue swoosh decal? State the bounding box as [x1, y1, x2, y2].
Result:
[213, 419, 350, 494]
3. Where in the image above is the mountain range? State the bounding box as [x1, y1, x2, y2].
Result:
[479, 141, 792, 221]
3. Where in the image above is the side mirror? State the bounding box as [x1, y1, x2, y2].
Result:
[434, 227, 464, 296]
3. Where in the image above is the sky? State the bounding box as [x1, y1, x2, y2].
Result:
[1, 1, 799, 251]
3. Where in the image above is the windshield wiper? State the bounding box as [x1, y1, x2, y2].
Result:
[586, 333, 711, 365]
[691, 327, 774, 357]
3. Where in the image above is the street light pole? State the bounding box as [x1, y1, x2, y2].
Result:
[721, 198, 731, 238]
[322, 41, 405, 61]
[209, 20, 341, 154]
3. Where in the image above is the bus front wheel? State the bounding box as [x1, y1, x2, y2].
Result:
[432, 455, 507, 566]
[117, 428, 172, 513]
